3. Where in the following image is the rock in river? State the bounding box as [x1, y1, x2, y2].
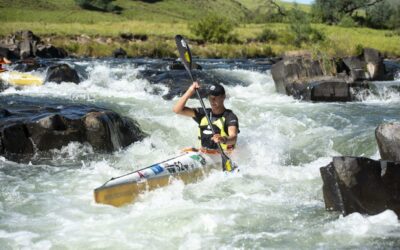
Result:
[320, 156, 400, 216]
[0, 96, 146, 162]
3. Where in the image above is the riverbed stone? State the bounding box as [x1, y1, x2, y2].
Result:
[375, 122, 400, 162]
[320, 156, 400, 216]
[0, 30, 67, 59]
[112, 48, 127, 58]
[36, 44, 68, 58]
[45, 64, 80, 84]
[271, 48, 393, 101]
[0, 96, 146, 162]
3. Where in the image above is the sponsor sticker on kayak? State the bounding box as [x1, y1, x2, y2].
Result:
[150, 165, 164, 175]
[190, 154, 206, 166]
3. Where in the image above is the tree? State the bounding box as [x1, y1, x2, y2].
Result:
[288, 4, 324, 47]
[366, 1, 393, 29]
[312, 0, 384, 24]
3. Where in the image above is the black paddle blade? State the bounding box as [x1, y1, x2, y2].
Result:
[175, 35, 193, 79]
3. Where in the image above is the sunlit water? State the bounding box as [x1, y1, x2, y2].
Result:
[1, 59, 400, 249]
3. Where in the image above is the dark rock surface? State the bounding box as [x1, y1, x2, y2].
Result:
[36, 44, 68, 58]
[0, 96, 146, 162]
[0, 30, 68, 59]
[112, 48, 127, 58]
[141, 69, 247, 100]
[376, 122, 400, 162]
[271, 48, 394, 101]
[320, 156, 400, 216]
[45, 64, 80, 84]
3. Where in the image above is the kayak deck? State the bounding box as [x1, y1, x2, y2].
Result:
[0, 71, 44, 86]
[94, 150, 222, 207]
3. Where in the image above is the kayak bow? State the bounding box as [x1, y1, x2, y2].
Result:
[94, 149, 222, 207]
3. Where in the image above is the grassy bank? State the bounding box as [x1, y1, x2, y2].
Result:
[1, 21, 398, 58]
[0, 0, 399, 58]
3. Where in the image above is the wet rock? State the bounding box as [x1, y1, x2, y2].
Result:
[271, 48, 393, 101]
[120, 33, 148, 41]
[0, 96, 146, 162]
[45, 64, 80, 84]
[112, 48, 127, 58]
[0, 79, 7, 92]
[36, 44, 68, 58]
[12, 59, 47, 72]
[141, 69, 245, 100]
[169, 61, 202, 70]
[376, 122, 400, 162]
[0, 30, 67, 59]
[363, 48, 386, 80]
[320, 156, 400, 216]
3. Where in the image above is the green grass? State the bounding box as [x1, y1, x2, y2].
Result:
[237, 0, 311, 12]
[0, 0, 249, 23]
[0, 0, 398, 58]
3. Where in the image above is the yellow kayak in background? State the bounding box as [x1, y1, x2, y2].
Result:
[0, 70, 44, 86]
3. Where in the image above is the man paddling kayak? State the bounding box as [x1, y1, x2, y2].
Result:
[0, 56, 11, 72]
[173, 81, 239, 152]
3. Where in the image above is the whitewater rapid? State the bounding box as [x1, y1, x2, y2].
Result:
[1, 59, 400, 249]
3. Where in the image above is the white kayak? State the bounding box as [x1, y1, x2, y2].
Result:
[0, 70, 44, 86]
[94, 149, 225, 207]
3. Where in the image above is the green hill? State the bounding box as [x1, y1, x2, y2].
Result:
[0, 0, 252, 23]
[0, 0, 312, 24]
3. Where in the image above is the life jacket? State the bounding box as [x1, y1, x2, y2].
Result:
[197, 110, 235, 150]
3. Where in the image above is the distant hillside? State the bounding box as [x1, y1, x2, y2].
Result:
[0, 0, 251, 23]
[237, 0, 311, 12]
[0, 0, 311, 24]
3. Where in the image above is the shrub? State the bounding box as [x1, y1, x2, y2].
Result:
[74, 0, 121, 13]
[257, 28, 278, 42]
[354, 44, 364, 55]
[190, 14, 237, 43]
[339, 16, 358, 28]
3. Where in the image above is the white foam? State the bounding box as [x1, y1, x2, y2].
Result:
[324, 210, 399, 237]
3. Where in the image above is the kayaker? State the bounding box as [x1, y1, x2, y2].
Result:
[0, 56, 11, 72]
[173, 82, 239, 152]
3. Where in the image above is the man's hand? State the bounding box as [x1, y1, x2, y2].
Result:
[212, 134, 227, 144]
[187, 81, 200, 96]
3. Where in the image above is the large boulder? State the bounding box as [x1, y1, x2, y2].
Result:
[36, 44, 68, 58]
[141, 68, 246, 100]
[271, 48, 393, 101]
[45, 64, 80, 84]
[375, 122, 400, 162]
[0, 30, 67, 59]
[320, 156, 400, 216]
[0, 96, 146, 162]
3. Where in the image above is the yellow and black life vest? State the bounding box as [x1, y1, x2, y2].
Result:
[197, 114, 234, 150]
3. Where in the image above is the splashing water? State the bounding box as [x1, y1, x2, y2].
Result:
[1, 58, 400, 249]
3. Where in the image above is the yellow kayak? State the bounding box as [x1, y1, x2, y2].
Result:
[0, 70, 44, 86]
[94, 148, 225, 207]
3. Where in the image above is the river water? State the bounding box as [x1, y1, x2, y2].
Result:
[1, 58, 400, 249]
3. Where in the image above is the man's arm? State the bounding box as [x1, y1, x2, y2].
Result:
[172, 81, 199, 118]
[2, 57, 11, 64]
[212, 125, 238, 145]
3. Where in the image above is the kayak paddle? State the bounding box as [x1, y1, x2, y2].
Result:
[175, 34, 236, 172]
